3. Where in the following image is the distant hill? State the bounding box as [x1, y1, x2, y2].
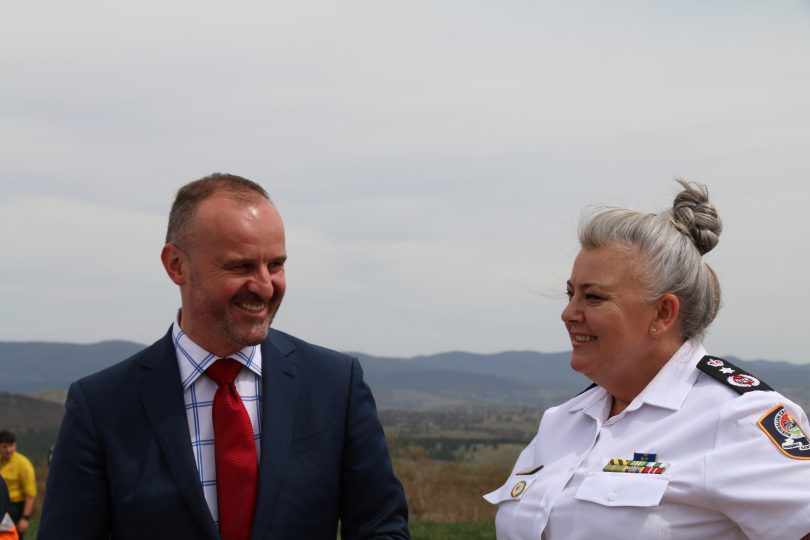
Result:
[355, 351, 586, 408]
[0, 392, 65, 431]
[3, 340, 810, 464]
[0, 340, 144, 394]
[32, 388, 68, 404]
[3, 339, 808, 410]
[0, 391, 65, 464]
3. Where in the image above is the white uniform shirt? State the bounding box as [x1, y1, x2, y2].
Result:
[485, 340, 810, 540]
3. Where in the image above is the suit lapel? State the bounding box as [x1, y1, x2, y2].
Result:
[251, 330, 302, 540]
[137, 331, 220, 540]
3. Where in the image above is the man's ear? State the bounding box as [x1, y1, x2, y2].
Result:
[161, 243, 188, 286]
[651, 293, 680, 337]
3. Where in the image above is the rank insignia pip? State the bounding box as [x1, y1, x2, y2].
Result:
[696, 356, 773, 394]
[757, 404, 810, 460]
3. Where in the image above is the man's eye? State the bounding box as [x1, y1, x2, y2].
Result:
[585, 294, 602, 302]
[565, 290, 574, 300]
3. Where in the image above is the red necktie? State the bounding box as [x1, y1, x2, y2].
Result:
[206, 358, 258, 540]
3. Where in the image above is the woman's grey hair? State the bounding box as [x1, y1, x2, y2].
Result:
[579, 179, 723, 339]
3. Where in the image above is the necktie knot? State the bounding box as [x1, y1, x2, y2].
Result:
[206, 358, 243, 386]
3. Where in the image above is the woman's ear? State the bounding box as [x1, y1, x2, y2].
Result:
[650, 293, 680, 336]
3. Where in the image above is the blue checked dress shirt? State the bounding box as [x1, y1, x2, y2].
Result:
[171, 322, 263, 526]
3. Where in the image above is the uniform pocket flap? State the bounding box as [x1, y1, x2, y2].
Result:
[574, 473, 669, 507]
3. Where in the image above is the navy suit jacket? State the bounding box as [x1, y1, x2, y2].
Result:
[39, 328, 409, 539]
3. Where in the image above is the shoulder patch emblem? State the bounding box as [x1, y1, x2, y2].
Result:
[696, 355, 773, 394]
[757, 404, 810, 460]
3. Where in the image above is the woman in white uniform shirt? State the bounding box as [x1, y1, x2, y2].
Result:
[486, 181, 810, 540]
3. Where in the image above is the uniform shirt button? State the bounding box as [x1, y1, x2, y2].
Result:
[607, 492, 618, 502]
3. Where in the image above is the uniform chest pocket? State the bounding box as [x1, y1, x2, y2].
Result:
[574, 473, 669, 507]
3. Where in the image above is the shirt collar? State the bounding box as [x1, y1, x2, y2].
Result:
[568, 339, 706, 417]
[622, 339, 705, 413]
[172, 320, 263, 391]
[569, 384, 609, 414]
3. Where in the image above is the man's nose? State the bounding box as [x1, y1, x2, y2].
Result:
[247, 266, 274, 299]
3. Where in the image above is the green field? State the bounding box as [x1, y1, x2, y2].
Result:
[409, 522, 495, 539]
[23, 516, 38, 539]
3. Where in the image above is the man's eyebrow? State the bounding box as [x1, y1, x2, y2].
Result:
[219, 257, 254, 268]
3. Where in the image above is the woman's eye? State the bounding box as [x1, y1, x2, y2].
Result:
[585, 294, 602, 302]
[565, 290, 574, 300]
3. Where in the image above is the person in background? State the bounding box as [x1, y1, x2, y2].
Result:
[0, 432, 35, 540]
[486, 180, 810, 539]
[39, 173, 409, 540]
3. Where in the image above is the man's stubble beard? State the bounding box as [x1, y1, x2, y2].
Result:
[214, 301, 281, 350]
[186, 264, 283, 351]
[219, 309, 278, 349]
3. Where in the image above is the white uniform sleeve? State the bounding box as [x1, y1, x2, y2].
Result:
[706, 393, 810, 540]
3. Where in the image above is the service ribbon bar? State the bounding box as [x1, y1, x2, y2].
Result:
[603, 459, 668, 474]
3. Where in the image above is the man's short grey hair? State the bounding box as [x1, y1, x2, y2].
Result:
[579, 179, 723, 339]
[166, 172, 271, 248]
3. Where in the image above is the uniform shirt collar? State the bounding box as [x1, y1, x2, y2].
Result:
[171, 320, 262, 391]
[635, 339, 705, 411]
[568, 339, 705, 418]
[569, 384, 609, 415]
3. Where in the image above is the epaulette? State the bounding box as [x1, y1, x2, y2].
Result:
[696, 355, 773, 394]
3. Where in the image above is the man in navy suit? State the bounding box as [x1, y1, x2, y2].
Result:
[39, 173, 410, 540]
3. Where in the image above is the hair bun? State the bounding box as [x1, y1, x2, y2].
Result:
[672, 179, 722, 255]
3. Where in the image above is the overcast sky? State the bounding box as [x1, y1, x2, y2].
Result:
[2, 1, 809, 364]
